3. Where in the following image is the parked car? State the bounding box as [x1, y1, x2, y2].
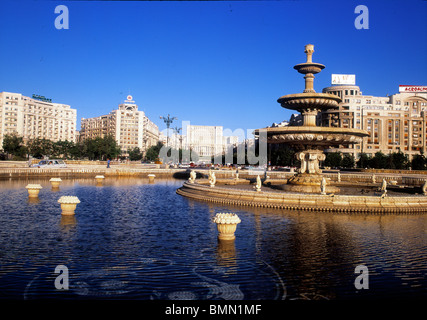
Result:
[31, 159, 67, 168]
[178, 163, 191, 168]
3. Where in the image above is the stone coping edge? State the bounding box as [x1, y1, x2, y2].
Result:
[176, 182, 427, 214]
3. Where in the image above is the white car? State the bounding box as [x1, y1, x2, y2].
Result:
[31, 159, 67, 168]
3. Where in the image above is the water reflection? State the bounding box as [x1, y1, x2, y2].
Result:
[216, 239, 237, 269]
[60, 215, 76, 227]
[27, 197, 40, 204]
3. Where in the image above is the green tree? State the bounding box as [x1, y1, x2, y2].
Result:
[269, 145, 296, 167]
[27, 138, 54, 158]
[341, 154, 355, 169]
[52, 140, 75, 159]
[145, 142, 164, 161]
[369, 151, 388, 169]
[411, 153, 426, 170]
[2, 133, 27, 159]
[128, 147, 143, 161]
[324, 152, 342, 168]
[390, 151, 409, 170]
[83, 136, 120, 160]
[357, 152, 370, 168]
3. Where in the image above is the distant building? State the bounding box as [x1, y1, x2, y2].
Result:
[183, 124, 239, 162]
[320, 84, 427, 159]
[79, 96, 159, 156]
[0, 91, 77, 146]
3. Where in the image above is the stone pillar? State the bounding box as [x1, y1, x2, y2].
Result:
[295, 150, 325, 174]
[301, 109, 318, 126]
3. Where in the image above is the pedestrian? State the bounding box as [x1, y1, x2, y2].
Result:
[107, 158, 110, 168]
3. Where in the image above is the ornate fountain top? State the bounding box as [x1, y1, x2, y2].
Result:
[304, 44, 314, 63]
[293, 44, 325, 93]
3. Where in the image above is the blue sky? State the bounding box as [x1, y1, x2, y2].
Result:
[0, 0, 426, 136]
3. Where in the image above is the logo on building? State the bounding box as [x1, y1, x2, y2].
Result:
[126, 95, 133, 101]
[399, 85, 427, 93]
[32, 94, 52, 103]
[331, 74, 356, 85]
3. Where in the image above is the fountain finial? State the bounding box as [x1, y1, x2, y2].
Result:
[304, 44, 314, 63]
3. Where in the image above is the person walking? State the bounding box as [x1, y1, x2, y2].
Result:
[107, 158, 110, 168]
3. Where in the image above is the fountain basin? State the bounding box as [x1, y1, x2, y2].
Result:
[260, 126, 369, 147]
[177, 182, 427, 214]
[277, 92, 341, 111]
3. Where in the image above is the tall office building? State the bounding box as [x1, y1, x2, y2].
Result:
[0, 91, 77, 146]
[79, 96, 159, 155]
[320, 83, 427, 159]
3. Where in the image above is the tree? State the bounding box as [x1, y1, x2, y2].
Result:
[390, 151, 409, 170]
[369, 151, 388, 169]
[269, 145, 296, 166]
[145, 142, 164, 161]
[52, 140, 75, 159]
[82, 136, 120, 160]
[27, 138, 54, 158]
[128, 147, 143, 161]
[411, 153, 426, 170]
[357, 153, 370, 168]
[2, 133, 27, 159]
[324, 152, 342, 168]
[341, 154, 355, 169]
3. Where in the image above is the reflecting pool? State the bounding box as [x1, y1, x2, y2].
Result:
[0, 178, 426, 300]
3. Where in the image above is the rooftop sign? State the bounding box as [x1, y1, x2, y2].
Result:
[399, 85, 427, 93]
[331, 74, 356, 85]
[32, 94, 52, 103]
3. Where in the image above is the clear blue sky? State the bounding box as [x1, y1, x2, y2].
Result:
[1, 0, 426, 136]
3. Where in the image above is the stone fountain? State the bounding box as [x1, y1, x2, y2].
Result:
[176, 44, 427, 214]
[257, 44, 369, 193]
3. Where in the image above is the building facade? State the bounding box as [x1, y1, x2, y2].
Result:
[320, 84, 427, 159]
[0, 91, 77, 147]
[79, 96, 159, 156]
[183, 124, 239, 162]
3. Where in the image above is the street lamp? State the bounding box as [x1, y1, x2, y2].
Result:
[160, 114, 177, 147]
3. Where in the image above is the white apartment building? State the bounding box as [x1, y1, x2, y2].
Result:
[320, 84, 427, 159]
[79, 96, 159, 156]
[0, 91, 77, 146]
[183, 124, 239, 162]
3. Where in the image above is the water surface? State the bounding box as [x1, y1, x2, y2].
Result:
[0, 178, 425, 300]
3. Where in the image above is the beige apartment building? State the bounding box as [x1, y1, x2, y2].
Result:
[79, 96, 159, 156]
[0, 91, 77, 147]
[320, 84, 427, 160]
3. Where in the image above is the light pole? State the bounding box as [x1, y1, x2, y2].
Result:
[160, 114, 177, 147]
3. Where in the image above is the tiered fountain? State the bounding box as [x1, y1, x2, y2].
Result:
[259, 44, 369, 193]
[176, 44, 427, 213]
